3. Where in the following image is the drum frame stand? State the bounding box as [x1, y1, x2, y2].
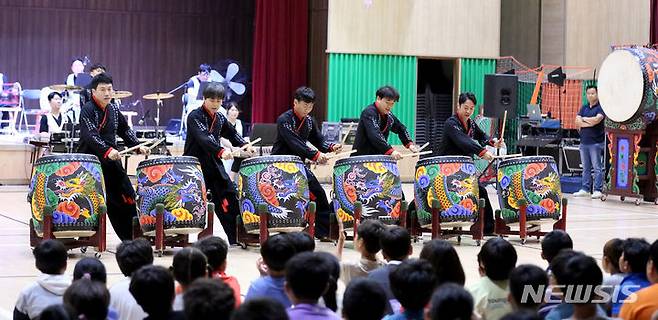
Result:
[327, 201, 408, 244]
[409, 199, 485, 246]
[29, 205, 107, 258]
[236, 202, 317, 249]
[132, 203, 215, 257]
[493, 198, 568, 244]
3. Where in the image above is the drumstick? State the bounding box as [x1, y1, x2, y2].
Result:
[240, 137, 262, 150]
[417, 142, 430, 151]
[400, 150, 433, 158]
[118, 139, 158, 155]
[326, 149, 357, 159]
[500, 110, 508, 145]
[492, 153, 523, 159]
[147, 138, 166, 150]
[340, 123, 356, 145]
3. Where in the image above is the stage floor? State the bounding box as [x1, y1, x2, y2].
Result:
[0, 184, 656, 318]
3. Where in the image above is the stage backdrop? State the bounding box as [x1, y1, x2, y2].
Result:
[0, 0, 255, 126]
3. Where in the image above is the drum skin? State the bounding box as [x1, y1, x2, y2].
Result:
[598, 47, 658, 126]
[496, 156, 562, 223]
[414, 156, 479, 227]
[28, 153, 106, 234]
[238, 155, 309, 233]
[136, 156, 207, 234]
[333, 155, 402, 227]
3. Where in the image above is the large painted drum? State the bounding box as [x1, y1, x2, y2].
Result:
[28, 154, 106, 237]
[598, 47, 658, 127]
[333, 155, 402, 227]
[497, 156, 562, 223]
[414, 156, 479, 228]
[136, 156, 207, 235]
[237, 155, 310, 233]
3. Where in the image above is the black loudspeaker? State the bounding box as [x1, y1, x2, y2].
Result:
[483, 74, 518, 118]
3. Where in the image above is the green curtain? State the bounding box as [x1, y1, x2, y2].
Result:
[459, 58, 496, 118]
[327, 53, 417, 145]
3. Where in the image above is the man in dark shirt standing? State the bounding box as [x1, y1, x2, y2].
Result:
[183, 83, 253, 244]
[437, 92, 504, 234]
[271, 87, 342, 238]
[352, 85, 418, 158]
[573, 85, 605, 199]
[78, 73, 149, 240]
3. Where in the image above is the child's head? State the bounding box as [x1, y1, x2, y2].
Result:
[557, 253, 603, 304]
[285, 231, 315, 253]
[342, 278, 388, 320]
[130, 265, 175, 317]
[115, 238, 154, 277]
[602, 238, 624, 274]
[33, 239, 67, 275]
[549, 250, 579, 296]
[230, 298, 288, 320]
[63, 279, 110, 320]
[620, 238, 651, 274]
[648, 240, 658, 284]
[183, 278, 235, 320]
[500, 310, 543, 320]
[284, 252, 332, 304]
[379, 225, 412, 261]
[541, 230, 573, 264]
[172, 247, 209, 287]
[73, 257, 107, 283]
[427, 283, 474, 320]
[261, 234, 296, 273]
[316, 251, 340, 311]
[420, 239, 466, 286]
[508, 264, 548, 310]
[356, 219, 385, 256]
[194, 236, 229, 273]
[390, 258, 436, 311]
[478, 238, 517, 281]
[40, 304, 75, 320]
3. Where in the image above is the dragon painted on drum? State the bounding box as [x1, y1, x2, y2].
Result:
[136, 164, 206, 226]
[238, 161, 309, 226]
[414, 161, 479, 226]
[28, 160, 105, 230]
[333, 161, 402, 224]
[497, 159, 561, 223]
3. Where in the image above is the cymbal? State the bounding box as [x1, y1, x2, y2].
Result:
[143, 92, 174, 100]
[112, 91, 133, 99]
[49, 84, 82, 91]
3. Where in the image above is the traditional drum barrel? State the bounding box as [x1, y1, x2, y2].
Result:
[237, 155, 310, 233]
[598, 47, 658, 126]
[28, 153, 106, 237]
[136, 156, 207, 235]
[496, 156, 562, 223]
[333, 155, 402, 228]
[414, 156, 479, 228]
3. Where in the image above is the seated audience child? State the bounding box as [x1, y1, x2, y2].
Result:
[284, 252, 340, 320]
[109, 238, 153, 320]
[384, 258, 436, 320]
[245, 234, 297, 307]
[14, 240, 71, 320]
[426, 283, 474, 320]
[171, 247, 209, 311]
[419, 239, 466, 286]
[342, 278, 388, 320]
[183, 278, 236, 320]
[336, 219, 386, 284]
[194, 236, 241, 307]
[130, 265, 185, 320]
[467, 237, 517, 320]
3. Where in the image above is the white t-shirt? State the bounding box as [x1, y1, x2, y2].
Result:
[109, 277, 148, 320]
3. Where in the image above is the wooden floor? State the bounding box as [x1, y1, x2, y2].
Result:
[0, 184, 656, 319]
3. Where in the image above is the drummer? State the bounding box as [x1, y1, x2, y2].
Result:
[437, 92, 504, 234]
[352, 85, 419, 159]
[183, 83, 254, 245]
[78, 73, 150, 241]
[38, 92, 72, 137]
[271, 86, 342, 239]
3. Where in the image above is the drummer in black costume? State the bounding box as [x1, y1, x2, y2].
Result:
[271, 86, 342, 238]
[437, 92, 504, 234]
[352, 85, 419, 158]
[183, 83, 254, 245]
[78, 73, 150, 241]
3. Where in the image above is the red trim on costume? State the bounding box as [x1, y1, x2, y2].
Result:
[222, 199, 229, 213]
[478, 148, 487, 157]
[405, 142, 412, 149]
[309, 191, 317, 201]
[385, 148, 394, 155]
[103, 147, 114, 159]
[217, 148, 225, 159]
[93, 96, 110, 130]
[311, 151, 320, 162]
[203, 104, 217, 132]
